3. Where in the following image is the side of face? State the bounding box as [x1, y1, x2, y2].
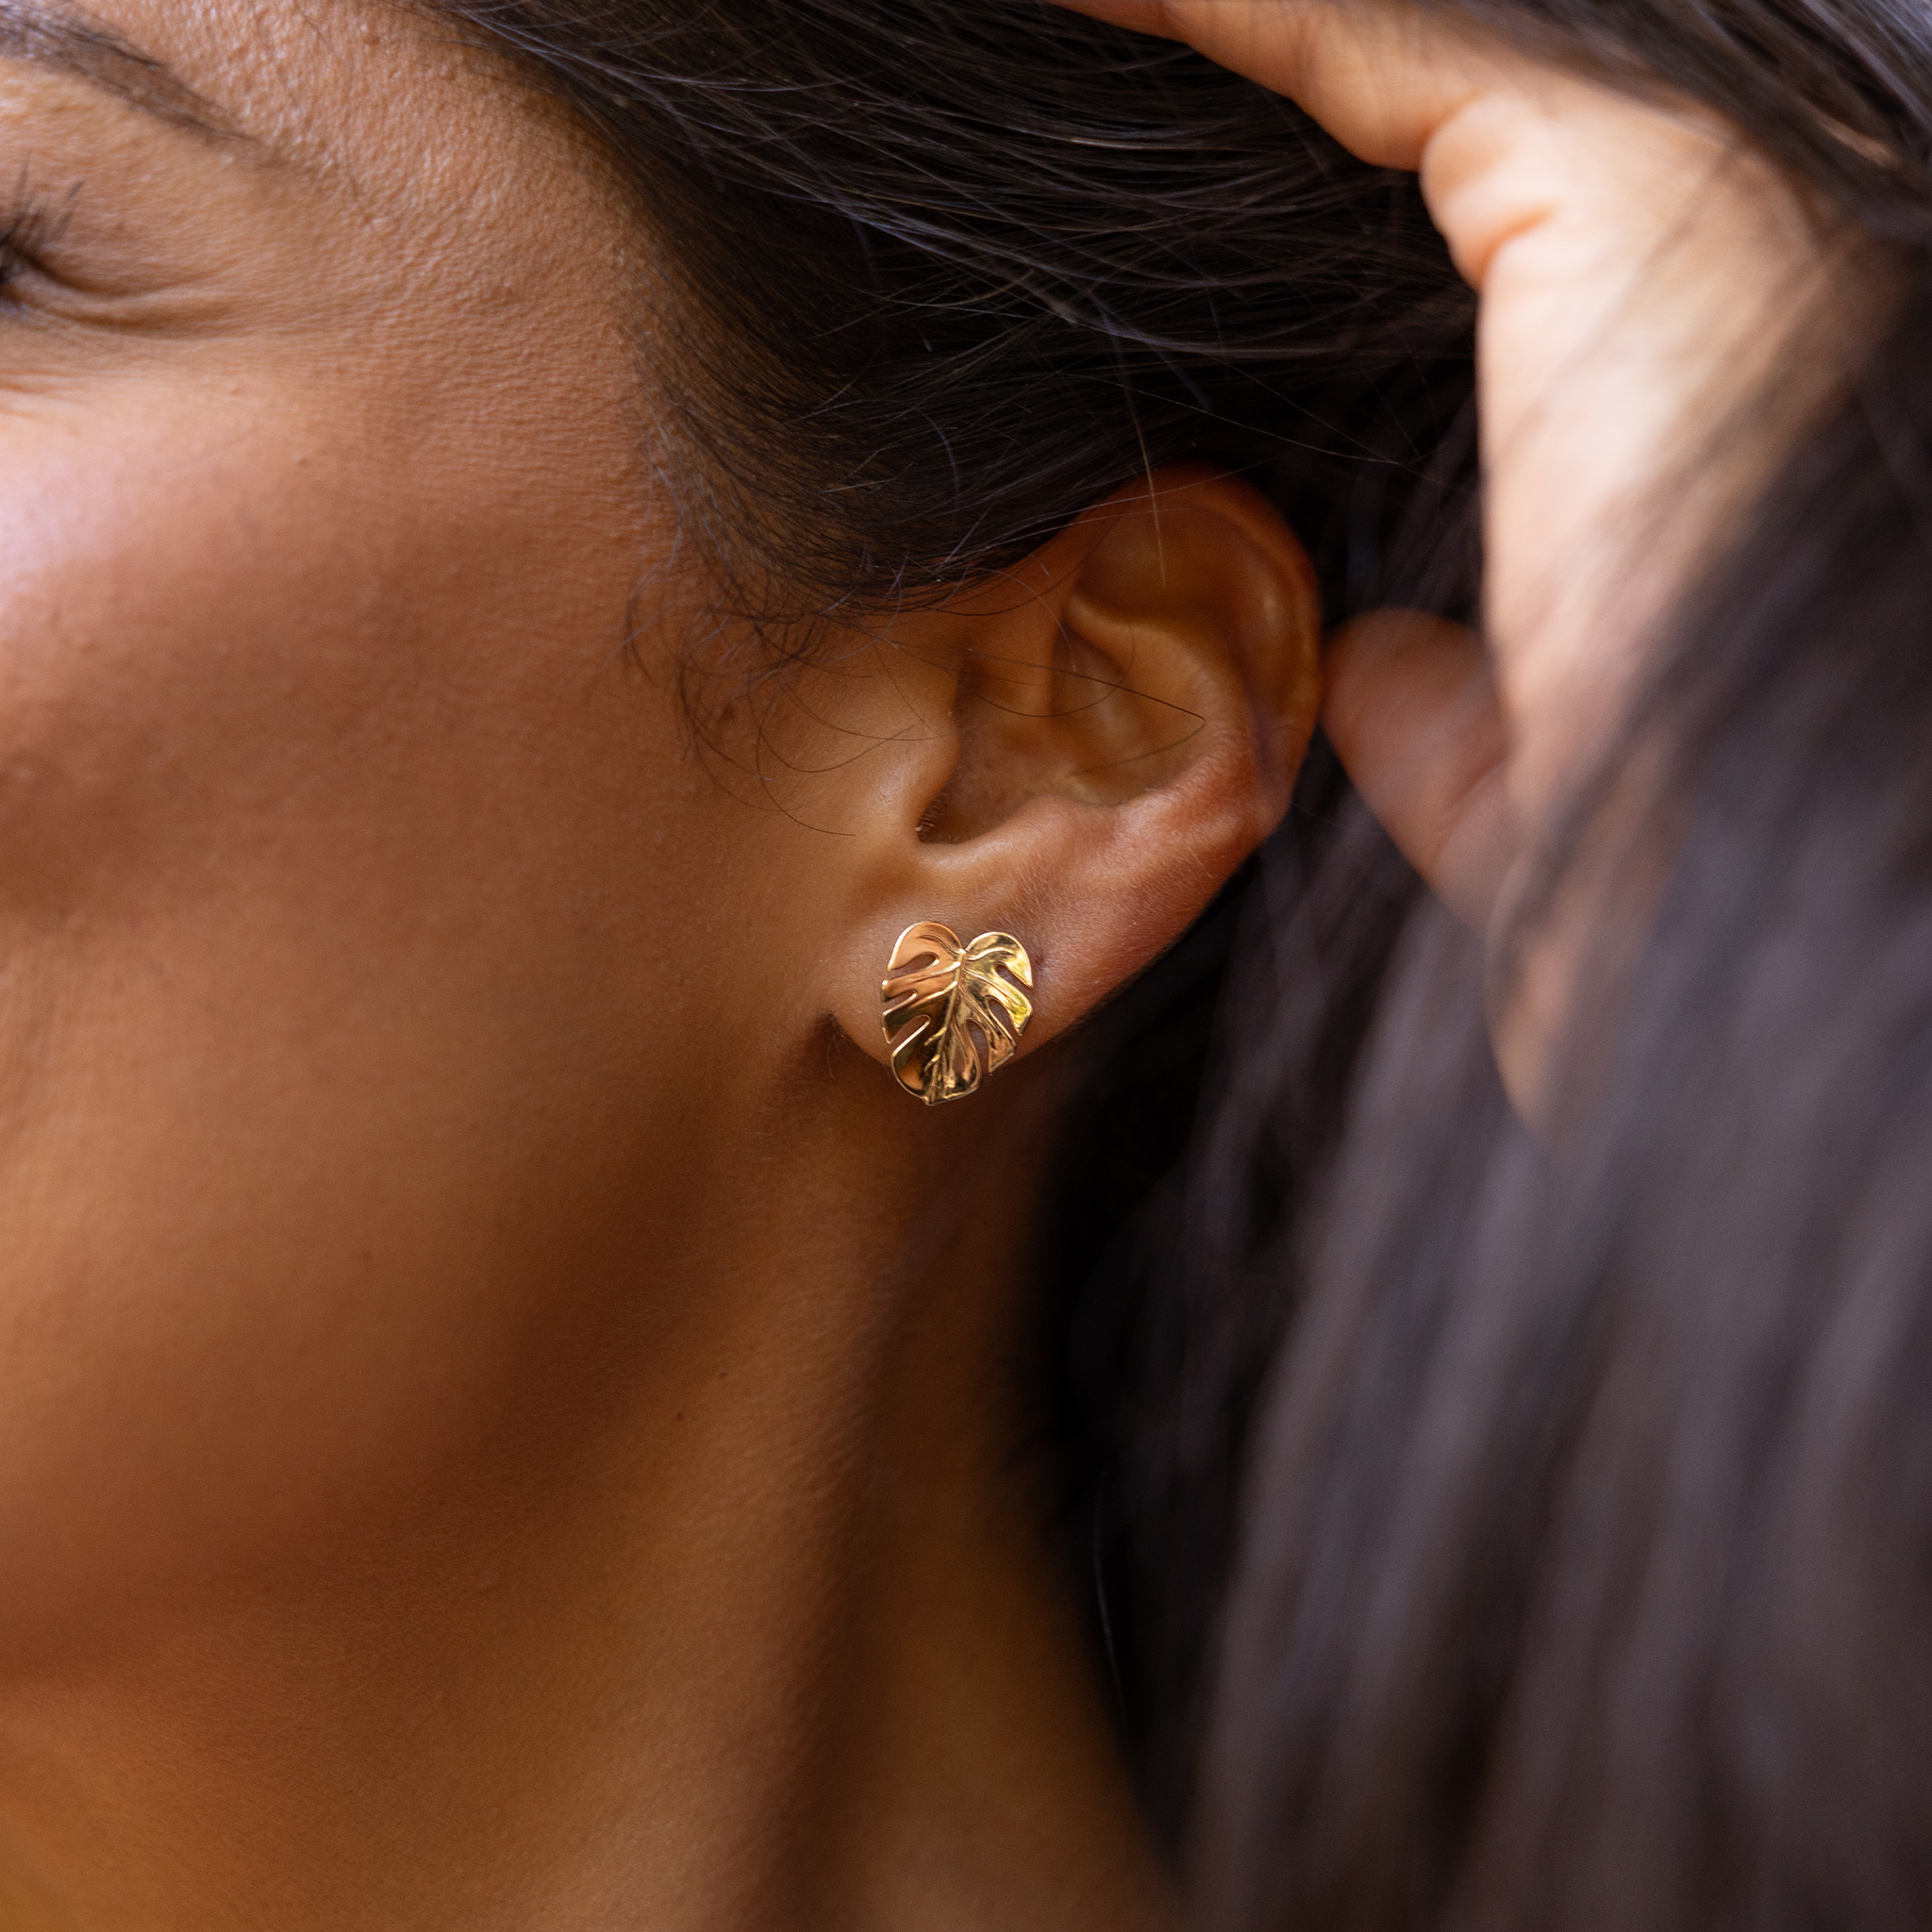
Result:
[0, 0, 1327, 1666]
[0, 0, 777, 1648]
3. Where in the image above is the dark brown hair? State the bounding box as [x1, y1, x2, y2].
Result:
[432, 4, 1932, 1926]
[1182, 8, 1932, 1932]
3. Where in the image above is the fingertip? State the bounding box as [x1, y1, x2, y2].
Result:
[1324, 609, 1486, 763]
[1323, 609, 1511, 926]
[1046, 0, 1179, 36]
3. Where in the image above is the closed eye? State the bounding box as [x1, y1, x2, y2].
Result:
[0, 191, 73, 291]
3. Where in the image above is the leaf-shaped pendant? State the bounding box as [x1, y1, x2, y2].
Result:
[880, 922, 1035, 1106]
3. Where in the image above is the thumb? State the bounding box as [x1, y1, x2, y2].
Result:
[1050, 0, 1184, 34]
[1323, 609, 1514, 931]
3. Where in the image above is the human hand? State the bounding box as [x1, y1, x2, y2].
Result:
[1057, 0, 1855, 925]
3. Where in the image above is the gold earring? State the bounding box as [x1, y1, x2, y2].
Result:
[880, 921, 1035, 1106]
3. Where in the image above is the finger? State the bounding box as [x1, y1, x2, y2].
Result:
[1051, 0, 1181, 37]
[1053, 2, 1505, 177]
[1058, 0, 1840, 808]
[1324, 610, 1514, 930]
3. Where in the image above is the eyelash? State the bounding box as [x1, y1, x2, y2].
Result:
[0, 200, 58, 291]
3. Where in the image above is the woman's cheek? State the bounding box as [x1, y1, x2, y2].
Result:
[0, 390, 679, 1659]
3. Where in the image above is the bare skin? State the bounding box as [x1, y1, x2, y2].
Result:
[0, 3, 1324, 1926]
[16, 1, 1845, 1918]
[1061, 0, 1865, 1109]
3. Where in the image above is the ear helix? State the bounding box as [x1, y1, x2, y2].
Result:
[878, 922, 1035, 1105]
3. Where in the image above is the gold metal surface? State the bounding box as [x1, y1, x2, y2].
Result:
[880, 922, 1035, 1106]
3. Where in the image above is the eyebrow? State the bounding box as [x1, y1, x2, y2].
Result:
[0, 0, 235, 136]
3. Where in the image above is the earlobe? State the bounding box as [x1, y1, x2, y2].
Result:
[880, 922, 1036, 1106]
[822, 463, 1322, 1090]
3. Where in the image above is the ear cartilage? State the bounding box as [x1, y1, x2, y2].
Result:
[879, 922, 1035, 1105]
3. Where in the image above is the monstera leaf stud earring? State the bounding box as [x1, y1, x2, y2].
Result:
[880, 922, 1035, 1105]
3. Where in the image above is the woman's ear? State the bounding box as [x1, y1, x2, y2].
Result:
[818, 462, 1321, 1074]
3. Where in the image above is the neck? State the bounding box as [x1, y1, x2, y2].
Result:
[0, 1053, 1170, 1932]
